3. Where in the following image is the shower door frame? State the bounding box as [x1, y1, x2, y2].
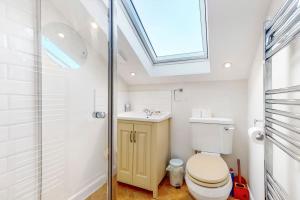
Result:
[263, 0, 300, 199]
[35, 0, 43, 199]
[108, 0, 117, 200]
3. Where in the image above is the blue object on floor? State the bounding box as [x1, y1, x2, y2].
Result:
[230, 168, 235, 196]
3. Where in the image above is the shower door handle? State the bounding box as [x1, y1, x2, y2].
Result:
[92, 111, 106, 118]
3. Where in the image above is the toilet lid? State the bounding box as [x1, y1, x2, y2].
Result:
[186, 154, 229, 184]
[186, 172, 229, 188]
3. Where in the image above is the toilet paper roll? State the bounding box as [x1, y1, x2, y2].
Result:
[248, 127, 264, 144]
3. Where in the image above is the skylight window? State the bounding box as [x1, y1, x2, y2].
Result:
[121, 0, 208, 64]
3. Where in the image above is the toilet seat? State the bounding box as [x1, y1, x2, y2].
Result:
[186, 171, 229, 188]
[186, 153, 229, 187]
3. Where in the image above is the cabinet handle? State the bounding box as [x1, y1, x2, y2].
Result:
[133, 131, 136, 143]
[130, 131, 133, 143]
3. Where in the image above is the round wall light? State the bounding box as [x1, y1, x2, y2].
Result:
[224, 62, 232, 68]
[91, 22, 98, 29]
[58, 33, 65, 38]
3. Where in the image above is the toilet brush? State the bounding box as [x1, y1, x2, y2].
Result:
[233, 159, 249, 200]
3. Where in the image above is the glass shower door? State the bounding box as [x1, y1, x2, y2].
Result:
[41, 0, 109, 199]
[0, 0, 113, 199]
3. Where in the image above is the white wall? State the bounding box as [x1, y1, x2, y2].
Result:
[247, 27, 266, 200]
[248, 0, 284, 127]
[247, 0, 300, 199]
[0, 0, 40, 199]
[128, 80, 249, 178]
[128, 90, 172, 113]
[117, 77, 129, 113]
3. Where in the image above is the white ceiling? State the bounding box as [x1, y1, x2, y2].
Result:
[48, 0, 275, 85]
[117, 0, 273, 85]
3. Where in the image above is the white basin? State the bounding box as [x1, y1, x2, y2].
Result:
[117, 112, 171, 122]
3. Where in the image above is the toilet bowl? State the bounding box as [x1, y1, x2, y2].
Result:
[185, 153, 232, 200]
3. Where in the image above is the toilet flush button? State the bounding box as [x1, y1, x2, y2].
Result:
[224, 127, 235, 131]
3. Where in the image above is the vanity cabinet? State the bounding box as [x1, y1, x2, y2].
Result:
[117, 119, 170, 198]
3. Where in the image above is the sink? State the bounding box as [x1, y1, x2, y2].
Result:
[117, 112, 171, 122]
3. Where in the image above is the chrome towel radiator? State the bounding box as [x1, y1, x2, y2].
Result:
[264, 0, 300, 199]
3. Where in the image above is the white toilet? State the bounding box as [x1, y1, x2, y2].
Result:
[185, 117, 234, 200]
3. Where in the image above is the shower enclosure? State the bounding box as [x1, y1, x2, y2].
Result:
[0, 0, 115, 199]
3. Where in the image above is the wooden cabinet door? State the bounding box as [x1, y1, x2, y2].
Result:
[132, 124, 151, 189]
[117, 122, 134, 184]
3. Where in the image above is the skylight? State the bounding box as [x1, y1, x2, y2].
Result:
[121, 0, 208, 64]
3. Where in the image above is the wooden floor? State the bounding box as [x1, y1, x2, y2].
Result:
[86, 177, 236, 200]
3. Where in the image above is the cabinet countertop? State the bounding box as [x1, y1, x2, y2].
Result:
[117, 112, 171, 123]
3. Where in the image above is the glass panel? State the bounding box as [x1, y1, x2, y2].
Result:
[131, 0, 205, 57]
[41, 0, 109, 199]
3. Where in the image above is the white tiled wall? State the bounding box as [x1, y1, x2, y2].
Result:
[0, 0, 39, 199]
[128, 91, 172, 113]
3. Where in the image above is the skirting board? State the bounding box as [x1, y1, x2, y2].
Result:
[68, 174, 107, 200]
[249, 187, 255, 200]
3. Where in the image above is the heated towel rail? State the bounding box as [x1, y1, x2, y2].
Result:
[264, 0, 300, 199]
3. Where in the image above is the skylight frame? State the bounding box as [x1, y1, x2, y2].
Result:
[121, 0, 209, 64]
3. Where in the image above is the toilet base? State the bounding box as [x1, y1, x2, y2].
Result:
[185, 174, 232, 200]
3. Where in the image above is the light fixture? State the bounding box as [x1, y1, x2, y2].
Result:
[58, 33, 65, 38]
[224, 62, 232, 68]
[90, 22, 98, 29]
[130, 72, 136, 76]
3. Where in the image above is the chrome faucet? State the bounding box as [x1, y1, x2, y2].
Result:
[143, 108, 153, 118]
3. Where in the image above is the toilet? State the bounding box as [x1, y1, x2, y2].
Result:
[185, 117, 234, 200]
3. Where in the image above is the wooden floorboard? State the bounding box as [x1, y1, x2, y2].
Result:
[86, 176, 236, 200]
